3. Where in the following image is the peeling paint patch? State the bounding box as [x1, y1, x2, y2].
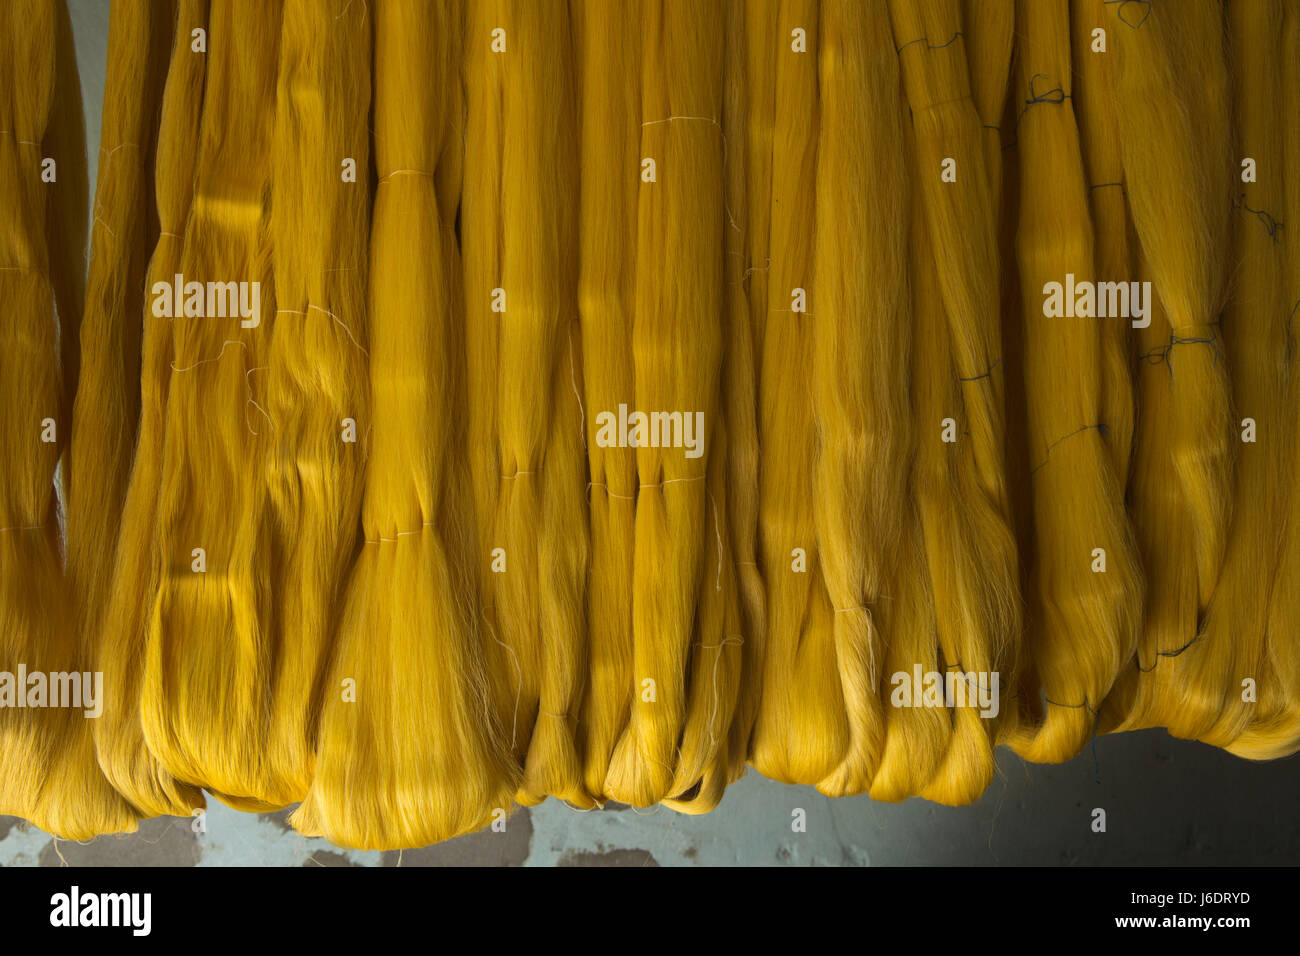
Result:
[557, 845, 659, 867]
[38, 817, 202, 867]
[380, 808, 533, 867]
[258, 807, 297, 832]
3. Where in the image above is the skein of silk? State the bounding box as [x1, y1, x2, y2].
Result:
[261, 0, 371, 803]
[718, 0, 766, 789]
[573, 0, 641, 803]
[734, 0, 779, 780]
[1248, 2, 1300, 760]
[1068, 0, 1141, 735]
[0, 0, 134, 840]
[93, 0, 209, 820]
[888, 0, 1019, 801]
[867, 115, 952, 803]
[0, 0, 64, 830]
[1003, 0, 1141, 764]
[51, 0, 175, 838]
[1194, 0, 1290, 753]
[1097, 4, 1231, 738]
[1106, 249, 1203, 734]
[574, 1, 745, 813]
[1105, 0, 1234, 703]
[660, 0, 746, 815]
[463, 0, 590, 809]
[461, 0, 511, 775]
[811, 0, 911, 798]
[34, 0, 142, 839]
[604, 0, 728, 806]
[293, 0, 519, 850]
[139, 0, 283, 809]
[888, 0, 1011, 522]
[66, 0, 173, 778]
[907, 170, 1005, 805]
[751, 0, 851, 789]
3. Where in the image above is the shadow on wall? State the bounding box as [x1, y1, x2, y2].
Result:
[3, 729, 1298, 866]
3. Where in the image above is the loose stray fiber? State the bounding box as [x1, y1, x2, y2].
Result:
[293, 0, 519, 850]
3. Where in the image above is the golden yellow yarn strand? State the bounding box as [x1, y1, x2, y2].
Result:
[574, 0, 640, 802]
[138, 0, 283, 808]
[93, 0, 209, 820]
[294, 0, 520, 849]
[811, 0, 911, 798]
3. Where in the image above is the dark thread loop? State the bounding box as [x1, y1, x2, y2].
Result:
[1030, 423, 1110, 476]
[895, 30, 964, 55]
[1041, 692, 1098, 717]
[1138, 326, 1221, 374]
[1017, 73, 1070, 125]
[1238, 194, 1283, 241]
[1105, 0, 1152, 29]
[1135, 632, 1202, 672]
[958, 357, 1003, 383]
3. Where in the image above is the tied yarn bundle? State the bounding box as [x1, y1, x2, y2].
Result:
[0, 0, 1296, 851]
